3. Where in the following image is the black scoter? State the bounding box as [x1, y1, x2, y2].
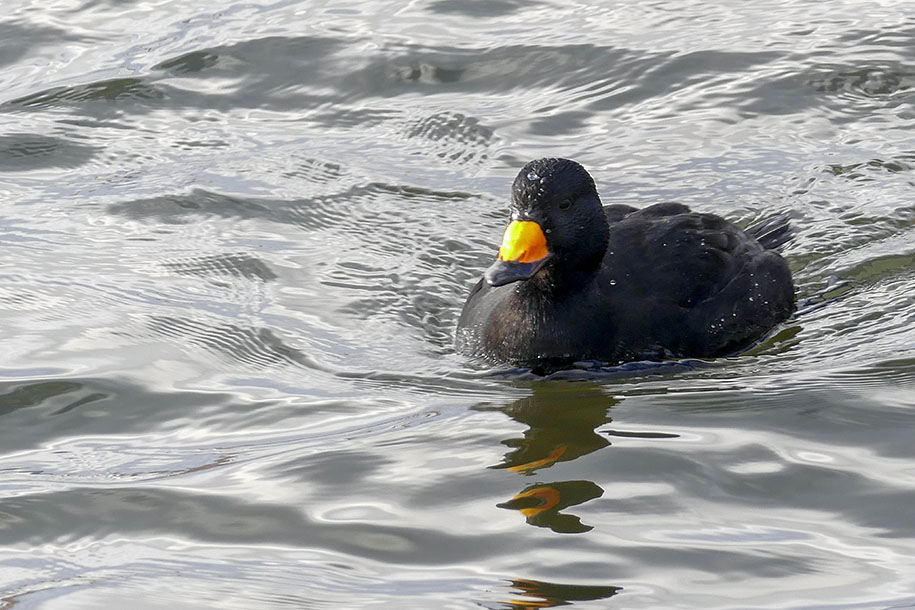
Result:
[455, 158, 795, 367]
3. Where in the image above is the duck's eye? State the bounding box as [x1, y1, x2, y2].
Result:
[558, 199, 573, 211]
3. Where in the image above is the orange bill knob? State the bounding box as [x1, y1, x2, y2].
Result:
[497, 221, 550, 263]
[484, 220, 553, 287]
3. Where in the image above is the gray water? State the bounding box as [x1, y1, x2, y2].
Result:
[1, 0, 915, 608]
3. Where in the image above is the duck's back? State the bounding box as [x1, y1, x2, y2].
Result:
[599, 202, 795, 358]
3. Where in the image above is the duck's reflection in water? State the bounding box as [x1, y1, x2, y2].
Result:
[476, 383, 679, 606]
[497, 480, 603, 534]
[498, 578, 622, 609]
[476, 383, 616, 534]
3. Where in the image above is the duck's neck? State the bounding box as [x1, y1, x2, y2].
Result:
[491, 265, 599, 365]
[521, 256, 601, 300]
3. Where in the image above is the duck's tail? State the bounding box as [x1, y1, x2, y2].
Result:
[746, 213, 793, 251]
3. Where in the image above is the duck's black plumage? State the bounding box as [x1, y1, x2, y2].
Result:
[455, 158, 795, 367]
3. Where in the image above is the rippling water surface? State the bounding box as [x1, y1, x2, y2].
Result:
[2, 0, 915, 608]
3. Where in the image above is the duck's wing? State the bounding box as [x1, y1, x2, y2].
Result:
[602, 204, 638, 224]
[609, 207, 752, 308]
[606, 206, 794, 356]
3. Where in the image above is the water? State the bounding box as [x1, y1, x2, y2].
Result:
[1, 0, 915, 608]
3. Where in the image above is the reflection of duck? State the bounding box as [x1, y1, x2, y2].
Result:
[480, 385, 615, 533]
[499, 481, 603, 534]
[456, 158, 795, 368]
[483, 384, 680, 534]
[499, 578, 621, 609]
[479, 383, 615, 474]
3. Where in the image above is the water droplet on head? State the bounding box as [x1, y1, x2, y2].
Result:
[609, 279, 617, 286]
[527, 171, 540, 181]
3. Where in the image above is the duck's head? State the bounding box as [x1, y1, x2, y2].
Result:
[485, 158, 609, 287]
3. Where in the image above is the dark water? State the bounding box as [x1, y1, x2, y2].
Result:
[1, 1, 915, 608]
